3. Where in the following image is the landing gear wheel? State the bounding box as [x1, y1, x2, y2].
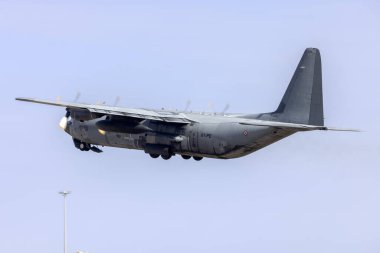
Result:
[149, 154, 160, 159]
[79, 142, 90, 151]
[181, 155, 191, 160]
[161, 154, 172, 160]
[193, 156, 203, 161]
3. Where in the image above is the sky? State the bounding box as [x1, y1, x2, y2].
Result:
[1, 0, 380, 252]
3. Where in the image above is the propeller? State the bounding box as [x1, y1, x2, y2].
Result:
[221, 103, 230, 115]
[184, 100, 191, 112]
[207, 101, 215, 115]
[113, 96, 121, 107]
[59, 108, 70, 130]
[59, 93, 80, 130]
[73, 92, 81, 102]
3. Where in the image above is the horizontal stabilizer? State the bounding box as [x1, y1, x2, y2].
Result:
[238, 119, 359, 132]
[323, 127, 361, 132]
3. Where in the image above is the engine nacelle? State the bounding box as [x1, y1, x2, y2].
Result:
[70, 109, 101, 121]
[96, 119, 152, 134]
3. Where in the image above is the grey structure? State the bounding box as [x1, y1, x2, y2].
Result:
[16, 48, 354, 161]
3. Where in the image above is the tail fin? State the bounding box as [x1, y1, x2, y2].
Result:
[275, 48, 324, 125]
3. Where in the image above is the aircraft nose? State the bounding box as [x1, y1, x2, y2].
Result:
[59, 116, 68, 130]
[59, 116, 72, 135]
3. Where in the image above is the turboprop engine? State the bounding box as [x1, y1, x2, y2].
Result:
[95, 119, 152, 134]
[59, 108, 102, 130]
[70, 108, 102, 121]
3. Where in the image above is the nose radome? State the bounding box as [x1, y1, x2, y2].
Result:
[59, 116, 68, 130]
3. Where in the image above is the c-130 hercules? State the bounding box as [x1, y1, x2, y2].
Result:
[16, 48, 356, 161]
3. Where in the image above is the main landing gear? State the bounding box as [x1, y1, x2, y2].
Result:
[161, 153, 172, 160]
[73, 138, 103, 153]
[181, 155, 191, 160]
[149, 153, 160, 159]
[148, 153, 173, 160]
[181, 155, 203, 161]
[148, 153, 203, 161]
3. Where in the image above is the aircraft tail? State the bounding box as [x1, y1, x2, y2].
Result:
[274, 48, 324, 126]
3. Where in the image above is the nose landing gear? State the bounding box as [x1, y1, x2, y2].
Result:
[73, 138, 102, 153]
[79, 142, 90, 151]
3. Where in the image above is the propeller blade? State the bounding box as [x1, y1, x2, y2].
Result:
[208, 101, 215, 114]
[113, 96, 121, 106]
[184, 100, 191, 112]
[65, 108, 71, 118]
[73, 92, 81, 102]
[222, 103, 230, 114]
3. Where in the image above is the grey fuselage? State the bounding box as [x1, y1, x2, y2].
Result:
[65, 112, 295, 159]
[18, 48, 325, 160]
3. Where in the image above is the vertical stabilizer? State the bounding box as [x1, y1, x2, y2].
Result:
[275, 48, 324, 125]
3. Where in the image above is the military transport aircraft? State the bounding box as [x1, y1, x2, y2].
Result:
[16, 48, 355, 160]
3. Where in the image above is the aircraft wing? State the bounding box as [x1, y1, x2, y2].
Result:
[15, 97, 194, 124]
[238, 118, 359, 132]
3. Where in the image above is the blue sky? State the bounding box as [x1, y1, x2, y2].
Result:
[1, 1, 379, 252]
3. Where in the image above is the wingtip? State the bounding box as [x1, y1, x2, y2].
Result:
[15, 97, 32, 102]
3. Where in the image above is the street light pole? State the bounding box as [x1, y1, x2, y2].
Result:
[59, 191, 71, 253]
